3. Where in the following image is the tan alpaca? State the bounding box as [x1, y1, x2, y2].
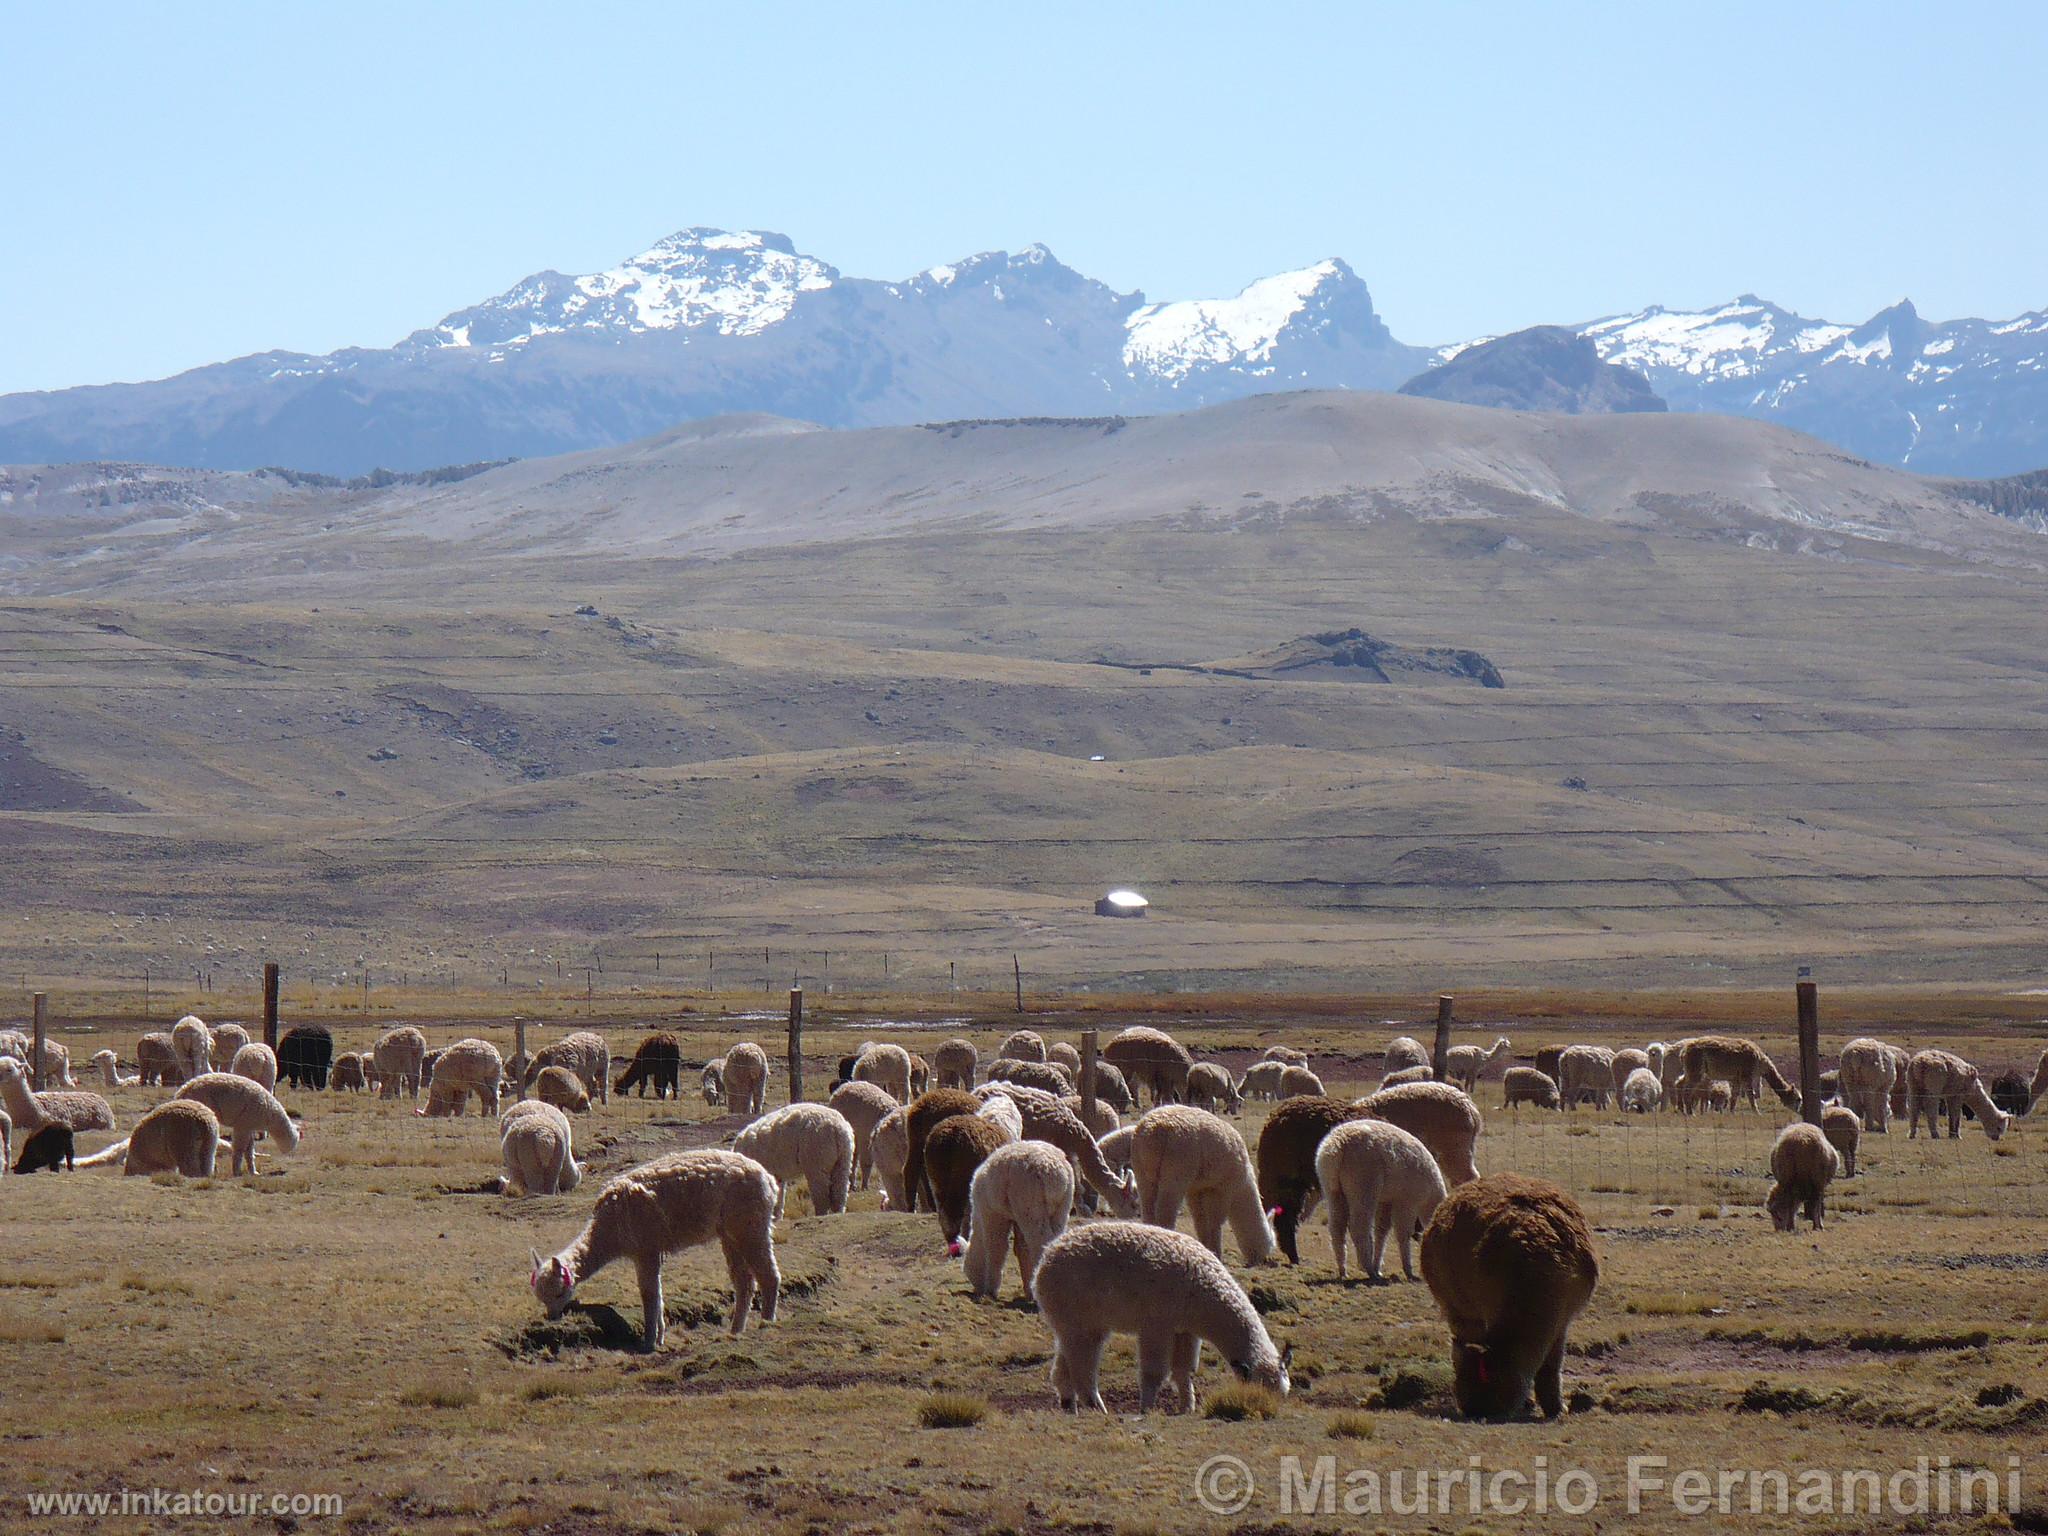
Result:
[1131, 1105, 1275, 1264]
[979, 1082, 1139, 1216]
[2028, 1048, 2048, 1116]
[93, 1049, 137, 1089]
[1500, 1067, 1560, 1110]
[0, 1058, 114, 1134]
[209, 1023, 252, 1071]
[1838, 1037, 1902, 1131]
[932, 1038, 978, 1090]
[372, 1025, 429, 1100]
[1556, 1045, 1617, 1109]
[1101, 1027, 1192, 1107]
[524, 1031, 610, 1105]
[418, 1038, 503, 1116]
[1383, 1036, 1431, 1076]
[1675, 1036, 1798, 1113]
[719, 1043, 770, 1116]
[1185, 1062, 1242, 1115]
[1444, 1036, 1513, 1092]
[171, 1016, 213, 1082]
[136, 1032, 183, 1086]
[500, 1101, 581, 1196]
[997, 1029, 1047, 1063]
[1357, 1080, 1483, 1187]
[530, 1150, 781, 1350]
[869, 1105, 910, 1210]
[122, 1100, 221, 1178]
[1767, 1122, 1840, 1230]
[1905, 1048, 2009, 1140]
[1317, 1119, 1447, 1282]
[963, 1139, 1073, 1300]
[853, 1043, 914, 1103]
[229, 1042, 278, 1091]
[732, 1102, 855, 1216]
[175, 1072, 301, 1175]
[532, 1064, 591, 1115]
[1608, 1047, 1650, 1098]
[828, 1080, 900, 1190]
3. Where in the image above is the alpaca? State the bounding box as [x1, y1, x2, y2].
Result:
[0, 1104, 10, 1171]
[1420, 1173, 1599, 1420]
[136, 1031, 183, 1086]
[15, 1124, 75, 1173]
[1080, 1059, 1134, 1114]
[1500, 1067, 1560, 1111]
[329, 1053, 368, 1093]
[120, 1100, 221, 1178]
[974, 1091, 1024, 1142]
[1033, 1222, 1291, 1415]
[1556, 1045, 1617, 1109]
[932, 1038, 979, 1090]
[209, 1022, 252, 1072]
[700, 1061, 726, 1107]
[277, 1025, 334, 1090]
[0, 1058, 115, 1134]
[733, 1102, 856, 1217]
[870, 1106, 910, 1210]
[372, 1025, 429, 1100]
[1101, 1027, 1192, 1107]
[532, 1064, 591, 1114]
[963, 1138, 1074, 1299]
[853, 1043, 914, 1104]
[16, 1037, 75, 1088]
[908, 1052, 931, 1096]
[174, 1072, 301, 1175]
[1358, 1081, 1483, 1187]
[997, 1029, 1047, 1064]
[979, 1082, 1139, 1216]
[2029, 1048, 2048, 1116]
[531, 1149, 781, 1350]
[1278, 1065, 1326, 1099]
[417, 1038, 503, 1116]
[828, 1080, 900, 1190]
[1608, 1047, 1650, 1098]
[614, 1032, 682, 1099]
[1820, 1103, 1862, 1177]
[903, 1088, 982, 1213]
[719, 1043, 770, 1116]
[1378, 1065, 1431, 1089]
[987, 1058, 1074, 1095]
[1767, 1122, 1840, 1231]
[1236, 1060, 1288, 1102]
[1620, 1067, 1662, 1113]
[1905, 1049, 2009, 1140]
[1047, 1041, 1082, 1074]
[171, 1016, 213, 1082]
[1063, 1094, 1119, 1139]
[229, 1042, 278, 1091]
[1261, 1045, 1310, 1067]
[1097, 1124, 1134, 1178]
[525, 1031, 610, 1106]
[1383, 1036, 1431, 1076]
[92, 1049, 137, 1089]
[1131, 1105, 1275, 1264]
[1316, 1119, 1447, 1282]
[1444, 1036, 1513, 1093]
[1256, 1095, 1370, 1263]
[500, 1100, 581, 1196]
[1676, 1036, 1798, 1113]
[924, 1112, 1011, 1245]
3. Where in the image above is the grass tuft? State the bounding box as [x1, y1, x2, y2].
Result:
[1326, 1410, 1375, 1439]
[1627, 1291, 1722, 1316]
[0, 1317, 66, 1344]
[1204, 1382, 1282, 1421]
[917, 1391, 989, 1428]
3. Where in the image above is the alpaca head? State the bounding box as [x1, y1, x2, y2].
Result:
[1766, 1182, 1800, 1232]
[1105, 1170, 1140, 1219]
[531, 1250, 576, 1317]
[1451, 1339, 1532, 1421]
[1233, 1341, 1291, 1398]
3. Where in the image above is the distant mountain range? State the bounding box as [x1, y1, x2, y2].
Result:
[0, 228, 2042, 477]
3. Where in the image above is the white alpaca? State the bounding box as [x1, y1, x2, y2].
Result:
[1185, 1062, 1243, 1115]
[1096, 1124, 1135, 1178]
[1236, 1060, 1288, 1101]
[1063, 1094, 1119, 1139]
[1047, 1041, 1082, 1074]
[733, 1102, 855, 1216]
[1383, 1036, 1430, 1076]
[418, 1038, 504, 1116]
[963, 1139, 1074, 1300]
[372, 1025, 429, 1100]
[1557, 1045, 1618, 1109]
[1130, 1105, 1275, 1264]
[1838, 1037, 1900, 1131]
[500, 1101, 581, 1196]
[1033, 1222, 1291, 1414]
[175, 1072, 301, 1175]
[525, 1031, 610, 1105]
[828, 1080, 900, 1190]
[1356, 1080, 1483, 1186]
[1315, 1119, 1447, 1282]
[1620, 1067, 1662, 1113]
[229, 1042, 278, 1091]
[1, 1033, 76, 1088]
[933, 1038, 979, 1090]
[852, 1043, 915, 1104]
[530, 1150, 781, 1350]
[974, 1091, 1024, 1143]
[1500, 1066, 1560, 1110]
[0, 1106, 9, 1172]
[1443, 1036, 1512, 1092]
[997, 1029, 1047, 1063]
[1905, 1049, 2009, 1141]
[699, 1061, 725, 1106]
[171, 1016, 213, 1082]
[979, 1082, 1139, 1216]
[209, 1022, 252, 1072]
[93, 1049, 137, 1089]
[870, 1106, 910, 1210]
[718, 1043, 770, 1116]
[0, 1057, 114, 1134]
[1278, 1065, 1325, 1099]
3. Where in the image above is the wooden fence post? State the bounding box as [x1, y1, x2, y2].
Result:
[515, 1016, 528, 1070]
[1431, 993, 1455, 1081]
[263, 963, 280, 1052]
[1080, 1029, 1099, 1124]
[787, 987, 805, 1105]
[1014, 954, 1023, 1014]
[30, 992, 47, 1091]
[1796, 979, 1822, 1126]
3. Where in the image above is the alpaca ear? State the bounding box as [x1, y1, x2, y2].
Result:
[530, 1248, 544, 1274]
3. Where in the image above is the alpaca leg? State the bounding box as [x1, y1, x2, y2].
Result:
[715, 1233, 757, 1335]
[1010, 1226, 1031, 1297]
[1168, 1332, 1200, 1415]
[1365, 1199, 1391, 1283]
[1137, 1327, 1176, 1413]
[1187, 1190, 1226, 1256]
[1325, 1185, 1349, 1280]
[740, 1222, 779, 1325]
[1534, 1333, 1567, 1419]
[1056, 1331, 1107, 1413]
[1144, 1174, 1187, 1232]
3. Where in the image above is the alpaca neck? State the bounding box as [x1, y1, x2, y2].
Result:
[1186, 1279, 1273, 1371]
[561, 1210, 629, 1286]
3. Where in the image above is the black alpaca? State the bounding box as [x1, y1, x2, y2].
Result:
[15, 1124, 76, 1173]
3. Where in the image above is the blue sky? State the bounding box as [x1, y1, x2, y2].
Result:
[5, 0, 2043, 394]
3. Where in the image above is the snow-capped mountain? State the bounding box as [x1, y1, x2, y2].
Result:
[0, 226, 2040, 478]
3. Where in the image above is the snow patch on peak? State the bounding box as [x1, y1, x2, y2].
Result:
[1123, 260, 1353, 381]
[1581, 298, 1849, 381]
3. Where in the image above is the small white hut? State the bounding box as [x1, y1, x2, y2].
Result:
[1094, 888, 1149, 918]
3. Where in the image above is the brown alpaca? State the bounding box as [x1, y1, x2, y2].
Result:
[1419, 1173, 1599, 1420]
[530, 1150, 780, 1350]
[613, 1032, 682, 1099]
[1255, 1095, 1370, 1264]
[1357, 1080, 1483, 1186]
[1101, 1027, 1193, 1107]
[901, 1088, 981, 1213]
[136, 1031, 183, 1086]
[371, 1025, 429, 1100]
[923, 1113, 1010, 1245]
[1767, 1122, 1839, 1230]
[123, 1100, 222, 1178]
[1676, 1036, 1798, 1113]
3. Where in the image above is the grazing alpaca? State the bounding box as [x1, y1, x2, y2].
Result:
[932, 1038, 979, 1090]
[997, 1030, 1047, 1063]
[1419, 1173, 1599, 1420]
[1378, 1065, 1431, 1089]
[718, 1043, 770, 1116]
[500, 1101, 580, 1196]
[136, 1032, 183, 1086]
[1256, 1095, 1371, 1263]
[963, 1138, 1074, 1300]
[903, 1088, 982, 1213]
[120, 1100, 221, 1178]
[1033, 1222, 1291, 1415]
[1444, 1036, 1513, 1092]
[1556, 1045, 1617, 1109]
[1357, 1081, 1483, 1187]
[1905, 1049, 2009, 1140]
[2029, 1048, 2048, 1116]
[1261, 1045, 1310, 1067]
[1500, 1067, 1561, 1110]
[732, 1102, 856, 1217]
[1047, 1041, 1082, 1075]
[530, 1150, 781, 1350]
[171, 1016, 213, 1082]
[1131, 1105, 1275, 1265]
[1317, 1118, 1447, 1282]
[524, 1031, 610, 1106]
[1063, 1093, 1119, 1139]
[1101, 1027, 1193, 1107]
[372, 1026, 429, 1100]
[614, 1032, 682, 1099]
[532, 1064, 592, 1115]
[1675, 1036, 1798, 1113]
[1609, 1047, 1651, 1098]
[1078, 1059, 1134, 1114]
[924, 1113, 1012, 1245]
[174, 1072, 301, 1175]
[209, 1023, 252, 1072]
[978, 1083, 1139, 1216]
[986, 1058, 1074, 1096]
[1820, 1103, 1862, 1177]
[417, 1038, 504, 1116]
[1767, 1122, 1840, 1231]
[853, 1043, 915, 1104]
[0, 1105, 9, 1171]
[15, 1124, 75, 1173]
[229, 1042, 278, 1091]
[1383, 1036, 1431, 1076]
[0, 1058, 115, 1134]
[329, 1053, 368, 1093]
[276, 1025, 334, 1090]
[828, 1080, 900, 1191]
[92, 1049, 137, 1089]
[869, 1106, 910, 1210]
[1620, 1067, 1662, 1113]
[1237, 1060, 1288, 1102]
